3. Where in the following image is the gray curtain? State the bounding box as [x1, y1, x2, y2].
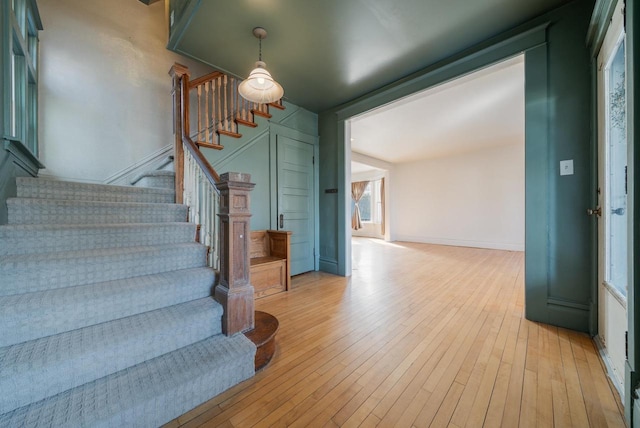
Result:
[351, 181, 369, 230]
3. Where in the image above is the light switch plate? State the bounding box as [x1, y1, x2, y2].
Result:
[560, 159, 574, 176]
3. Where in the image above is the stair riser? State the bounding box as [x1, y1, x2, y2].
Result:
[0, 299, 223, 414]
[0, 268, 216, 347]
[0, 223, 197, 256]
[6, 199, 187, 225]
[17, 183, 174, 204]
[0, 245, 208, 296]
[134, 175, 174, 189]
[0, 335, 255, 428]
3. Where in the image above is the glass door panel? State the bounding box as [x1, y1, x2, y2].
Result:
[605, 38, 627, 297]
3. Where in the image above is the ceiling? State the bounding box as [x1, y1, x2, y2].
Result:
[174, 0, 572, 112]
[350, 55, 524, 164]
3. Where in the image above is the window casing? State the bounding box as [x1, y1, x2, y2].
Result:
[3, 0, 42, 156]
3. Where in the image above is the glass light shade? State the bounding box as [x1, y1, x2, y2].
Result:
[238, 61, 284, 104]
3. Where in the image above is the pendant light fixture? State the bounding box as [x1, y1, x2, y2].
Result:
[238, 27, 284, 104]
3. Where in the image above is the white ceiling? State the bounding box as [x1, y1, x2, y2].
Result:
[350, 55, 525, 165]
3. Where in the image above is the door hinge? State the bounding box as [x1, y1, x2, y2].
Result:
[312, 156, 315, 165]
[626, 331, 629, 360]
[625, 166, 628, 195]
[623, 0, 627, 32]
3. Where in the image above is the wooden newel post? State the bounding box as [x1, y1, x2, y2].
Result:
[169, 63, 190, 204]
[215, 172, 256, 335]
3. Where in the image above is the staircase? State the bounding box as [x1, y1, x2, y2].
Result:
[0, 172, 256, 427]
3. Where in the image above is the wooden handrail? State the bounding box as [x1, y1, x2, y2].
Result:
[189, 70, 224, 89]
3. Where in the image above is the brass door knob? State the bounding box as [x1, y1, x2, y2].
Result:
[587, 206, 602, 217]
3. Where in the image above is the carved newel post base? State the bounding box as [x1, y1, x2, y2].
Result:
[215, 172, 256, 336]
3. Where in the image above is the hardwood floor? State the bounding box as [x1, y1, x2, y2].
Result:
[166, 238, 625, 427]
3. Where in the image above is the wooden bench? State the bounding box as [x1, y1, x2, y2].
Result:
[250, 230, 292, 299]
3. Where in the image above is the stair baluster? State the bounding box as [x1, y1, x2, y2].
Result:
[183, 147, 220, 269]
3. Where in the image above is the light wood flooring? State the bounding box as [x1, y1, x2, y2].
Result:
[167, 238, 625, 427]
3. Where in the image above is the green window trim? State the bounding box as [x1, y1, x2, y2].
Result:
[1, 0, 43, 158]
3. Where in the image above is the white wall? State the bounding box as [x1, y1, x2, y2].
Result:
[38, 0, 212, 182]
[391, 142, 524, 251]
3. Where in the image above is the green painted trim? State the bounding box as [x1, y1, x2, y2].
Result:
[167, 0, 201, 51]
[26, 0, 43, 30]
[319, 257, 338, 275]
[337, 119, 347, 276]
[335, 22, 549, 121]
[3, 136, 44, 176]
[587, 0, 618, 57]
[269, 130, 278, 230]
[523, 43, 551, 326]
[1, 0, 9, 137]
[547, 297, 590, 311]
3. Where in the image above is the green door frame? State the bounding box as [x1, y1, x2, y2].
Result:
[331, 17, 594, 326]
[319, 0, 595, 331]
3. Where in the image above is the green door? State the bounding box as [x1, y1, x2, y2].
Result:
[277, 135, 315, 275]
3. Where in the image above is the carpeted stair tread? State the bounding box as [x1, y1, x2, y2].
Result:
[6, 198, 187, 225]
[16, 177, 175, 203]
[0, 243, 208, 296]
[0, 223, 196, 256]
[0, 297, 223, 414]
[0, 267, 216, 347]
[0, 171, 256, 426]
[131, 170, 175, 189]
[0, 334, 256, 428]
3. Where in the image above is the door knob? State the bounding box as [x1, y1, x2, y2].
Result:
[587, 206, 602, 217]
[279, 214, 284, 229]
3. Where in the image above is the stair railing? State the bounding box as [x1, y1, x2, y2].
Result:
[183, 146, 220, 267]
[170, 63, 255, 336]
[187, 71, 284, 148]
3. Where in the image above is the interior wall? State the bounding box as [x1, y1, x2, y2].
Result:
[37, 0, 213, 182]
[392, 143, 524, 251]
[201, 102, 318, 231]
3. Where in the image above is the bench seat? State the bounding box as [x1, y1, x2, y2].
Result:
[250, 230, 291, 298]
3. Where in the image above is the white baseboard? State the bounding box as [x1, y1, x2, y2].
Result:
[394, 234, 524, 252]
[104, 145, 173, 185]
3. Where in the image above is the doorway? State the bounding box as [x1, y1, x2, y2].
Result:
[346, 56, 526, 274]
[595, 0, 628, 399]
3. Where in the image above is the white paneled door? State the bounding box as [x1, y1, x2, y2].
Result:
[277, 135, 315, 275]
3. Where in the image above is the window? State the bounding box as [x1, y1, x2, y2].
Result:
[2, 0, 42, 156]
[359, 180, 382, 224]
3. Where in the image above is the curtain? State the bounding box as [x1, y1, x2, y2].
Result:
[380, 177, 386, 236]
[351, 181, 369, 230]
